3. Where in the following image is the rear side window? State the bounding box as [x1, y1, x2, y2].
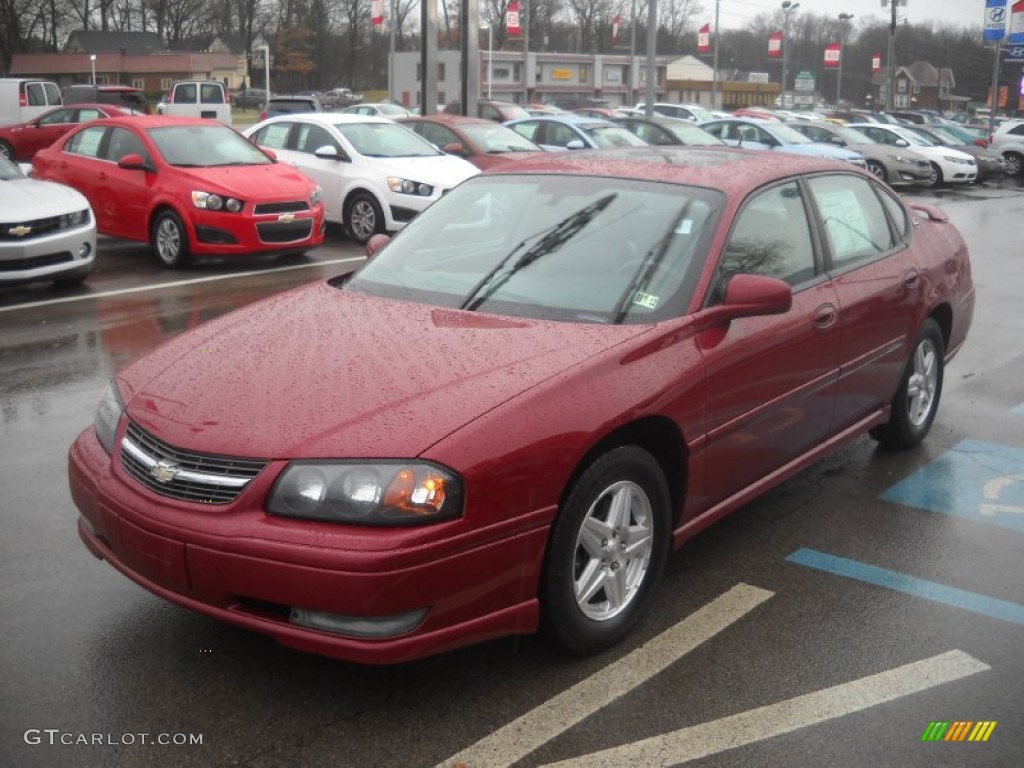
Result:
[66, 126, 107, 158]
[251, 122, 292, 149]
[807, 175, 896, 271]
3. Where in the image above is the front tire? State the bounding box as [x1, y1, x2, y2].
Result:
[865, 160, 887, 182]
[1004, 151, 1024, 177]
[0, 140, 13, 160]
[345, 192, 384, 245]
[151, 210, 192, 269]
[928, 163, 944, 188]
[870, 318, 944, 449]
[541, 446, 671, 655]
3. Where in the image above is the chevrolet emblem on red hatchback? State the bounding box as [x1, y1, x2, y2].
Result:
[278, 213, 295, 224]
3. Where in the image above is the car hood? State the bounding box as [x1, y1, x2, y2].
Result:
[361, 154, 479, 187]
[0, 177, 89, 216]
[119, 280, 648, 459]
[174, 163, 315, 199]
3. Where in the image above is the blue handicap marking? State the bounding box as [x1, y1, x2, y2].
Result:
[881, 439, 1024, 532]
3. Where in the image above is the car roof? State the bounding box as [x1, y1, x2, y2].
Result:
[507, 114, 613, 126]
[482, 146, 866, 193]
[253, 113, 393, 127]
[84, 115, 232, 128]
[400, 114, 494, 127]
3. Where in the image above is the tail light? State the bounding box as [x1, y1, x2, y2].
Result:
[974, 138, 987, 148]
[259, 111, 266, 121]
[18, 92, 27, 107]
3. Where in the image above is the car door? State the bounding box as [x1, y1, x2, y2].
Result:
[58, 125, 112, 230]
[23, 107, 78, 157]
[692, 179, 841, 509]
[97, 126, 155, 242]
[804, 173, 921, 432]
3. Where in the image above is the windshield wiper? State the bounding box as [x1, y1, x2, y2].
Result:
[459, 193, 618, 312]
[611, 200, 693, 324]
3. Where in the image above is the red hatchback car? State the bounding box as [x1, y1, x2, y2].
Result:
[68, 148, 974, 664]
[33, 116, 325, 267]
[0, 103, 136, 162]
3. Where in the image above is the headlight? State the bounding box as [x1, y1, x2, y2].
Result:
[267, 462, 463, 526]
[60, 209, 90, 227]
[192, 190, 244, 212]
[94, 381, 124, 455]
[310, 185, 323, 206]
[387, 177, 433, 196]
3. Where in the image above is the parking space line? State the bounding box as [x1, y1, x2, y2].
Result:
[437, 583, 773, 768]
[0, 257, 362, 314]
[787, 548, 1024, 626]
[540, 649, 990, 767]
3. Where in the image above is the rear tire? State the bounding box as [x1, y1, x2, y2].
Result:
[0, 140, 13, 160]
[541, 446, 671, 655]
[870, 318, 944, 449]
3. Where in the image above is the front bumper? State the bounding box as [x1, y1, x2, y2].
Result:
[68, 427, 546, 664]
[0, 221, 96, 284]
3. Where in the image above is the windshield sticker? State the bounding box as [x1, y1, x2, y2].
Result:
[675, 219, 694, 234]
[632, 291, 660, 309]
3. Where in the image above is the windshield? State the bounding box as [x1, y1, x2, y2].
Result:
[461, 123, 540, 152]
[335, 121, 442, 157]
[895, 129, 936, 148]
[149, 125, 272, 167]
[582, 125, 649, 148]
[768, 123, 814, 144]
[832, 126, 874, 144]
[343, 174, 722, 324]
[666, 122, 724, 145]
[0, 155, 26, 180]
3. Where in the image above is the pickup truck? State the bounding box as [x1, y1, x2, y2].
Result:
[322, 88, 364, 109]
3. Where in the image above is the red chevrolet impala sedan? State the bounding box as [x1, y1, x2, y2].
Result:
[68, 147, 974, 664]
[33, 116, 325, 268]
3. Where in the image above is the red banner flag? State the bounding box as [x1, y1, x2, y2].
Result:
[612, 14, 621, 45]
[768, 31, 783, 58]
[871, 52, 882, 74]
[371, 0, 383, 26]
[824, 43, 841, 68]
[698, 23, 711, 54]
[507, 1, 521, 36]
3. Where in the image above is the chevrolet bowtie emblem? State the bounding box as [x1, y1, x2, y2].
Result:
[8, 225, 31, 237]
[278, 213, 295, 223]
[150, 460, 180, 484]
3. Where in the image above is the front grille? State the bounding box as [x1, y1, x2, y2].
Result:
[0, 253, 74, 272]
[120, 421, 267, 504]
[253, 201, 309, 215]
[256, 219, 313, 243]
[0, 210, 90, 241]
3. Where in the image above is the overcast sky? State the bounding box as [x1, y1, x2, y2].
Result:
[711, 0, 989, 32]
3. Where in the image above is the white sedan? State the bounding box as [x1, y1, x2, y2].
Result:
[243, 113, 479, 243]
[848, 123, 977, 186]
[0, 155, 96, 286]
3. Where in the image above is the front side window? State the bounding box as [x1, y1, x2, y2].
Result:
[710, 181, 817, 304]
[807, 174, 896, 272]
[296, 124, 338, 154]
[104, 127, 147, 162]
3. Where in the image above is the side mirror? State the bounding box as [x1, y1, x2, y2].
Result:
[314, 145, 343, 160]
[566, 139, 586, 150]
[441, 142, 466, 156]
[365, 233, 390, 260]
[830, 136, 844, 145]
[894, 139, 909, 147]
[117, 153, 153, 172]
[260, 147, 278, 161]
[694, 273, 792, 332]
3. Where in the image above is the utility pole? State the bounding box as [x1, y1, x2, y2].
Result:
[887, 0, 898, 112]
[837, 13, 854, 107]
[781, 2, 800, 110]
[712, 0, 721, 110]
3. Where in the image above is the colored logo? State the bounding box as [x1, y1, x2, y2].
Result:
[921, 721, 997, 742]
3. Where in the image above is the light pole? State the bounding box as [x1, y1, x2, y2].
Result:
[837, 13, 854, 107]
[89, 54, 96, 86]
[780, 1, 799, 110]
[482, 23, 492, 100]
[259, 45, 270, 98]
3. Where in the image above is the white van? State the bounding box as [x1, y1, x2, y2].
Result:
[0, 78, 63, 126]
[162, 81, 232, 126]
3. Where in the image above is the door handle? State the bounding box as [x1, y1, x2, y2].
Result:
[813, 303, 838, 329]
[903, 269, 920, 288]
